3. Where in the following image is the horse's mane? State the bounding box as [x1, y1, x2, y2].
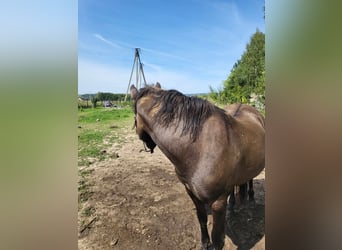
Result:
[134, 86, 231, 141]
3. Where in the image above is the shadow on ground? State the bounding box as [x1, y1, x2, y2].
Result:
[225, 179, 265, 250]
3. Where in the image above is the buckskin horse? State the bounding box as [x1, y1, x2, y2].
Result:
[130, 83, 265, 250]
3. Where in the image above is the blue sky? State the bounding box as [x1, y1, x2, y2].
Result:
[78, 0, 264, 94]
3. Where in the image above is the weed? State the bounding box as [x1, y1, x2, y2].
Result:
[82, 206, 95, 216]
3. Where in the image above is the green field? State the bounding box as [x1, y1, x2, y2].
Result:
[78, 106, 134, 166]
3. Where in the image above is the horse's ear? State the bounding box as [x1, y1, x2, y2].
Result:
[130, 85, 138, 100]
[155, 82, 161, 89]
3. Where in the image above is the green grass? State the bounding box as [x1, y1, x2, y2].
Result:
[78, 106, 134, 166]
[78, 106, 132, 123]
[81, 206, 96, 216]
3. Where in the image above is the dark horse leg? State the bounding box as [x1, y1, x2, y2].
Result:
[239, 183, 247, 202]
[248, 179, 256, 207]
[228, 188, 235, 211]
[228, 183, 245, 210]
[228, 181, 251, 210]
[211, 194, 228, 250]
[185, 189, 211, 250]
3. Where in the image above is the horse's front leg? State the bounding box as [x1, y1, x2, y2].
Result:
[185, 188, 211, 250]
[211, 195, 228, 250]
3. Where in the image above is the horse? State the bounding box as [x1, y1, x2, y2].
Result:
[224, 103, 265, 211]
[130, 83, 265, 250]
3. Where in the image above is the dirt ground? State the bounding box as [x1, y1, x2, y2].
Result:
[78, 125, 265, 250]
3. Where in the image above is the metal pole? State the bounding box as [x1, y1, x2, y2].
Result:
[124, 50, 138, 102]
[135, 49, 139, 89]
[124, 48, 148, 101]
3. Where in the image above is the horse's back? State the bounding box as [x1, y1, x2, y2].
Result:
[225, 103, 264, 129]
[224, 104, 265, 184]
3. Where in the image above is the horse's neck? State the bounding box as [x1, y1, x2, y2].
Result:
[150, 123, 184, 148]
[150, 123, 191, 159]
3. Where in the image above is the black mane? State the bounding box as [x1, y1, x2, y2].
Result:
[134, 87, 230, 141]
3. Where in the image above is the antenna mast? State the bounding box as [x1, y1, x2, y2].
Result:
[124, 48, 147, 101]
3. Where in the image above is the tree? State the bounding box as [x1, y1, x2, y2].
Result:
[211, 29, 265, 110]
[90, 95, 98, 108]
[95, 92, 127, 102]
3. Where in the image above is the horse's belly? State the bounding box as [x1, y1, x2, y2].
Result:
[234, 158, 265, 185]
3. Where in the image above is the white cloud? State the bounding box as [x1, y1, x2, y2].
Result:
[142, 47, 189, 62]
[210, 1, 242, 25]
[93, 33, 123, 49]
[142, 62, 163, 72]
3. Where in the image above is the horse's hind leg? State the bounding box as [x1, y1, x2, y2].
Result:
[239, 183, 247, 202]
[248, 179, 256, 207]
[211, 195, 228, 250]
[228, 188, 235, 211]
[185, 189, 211, 249]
